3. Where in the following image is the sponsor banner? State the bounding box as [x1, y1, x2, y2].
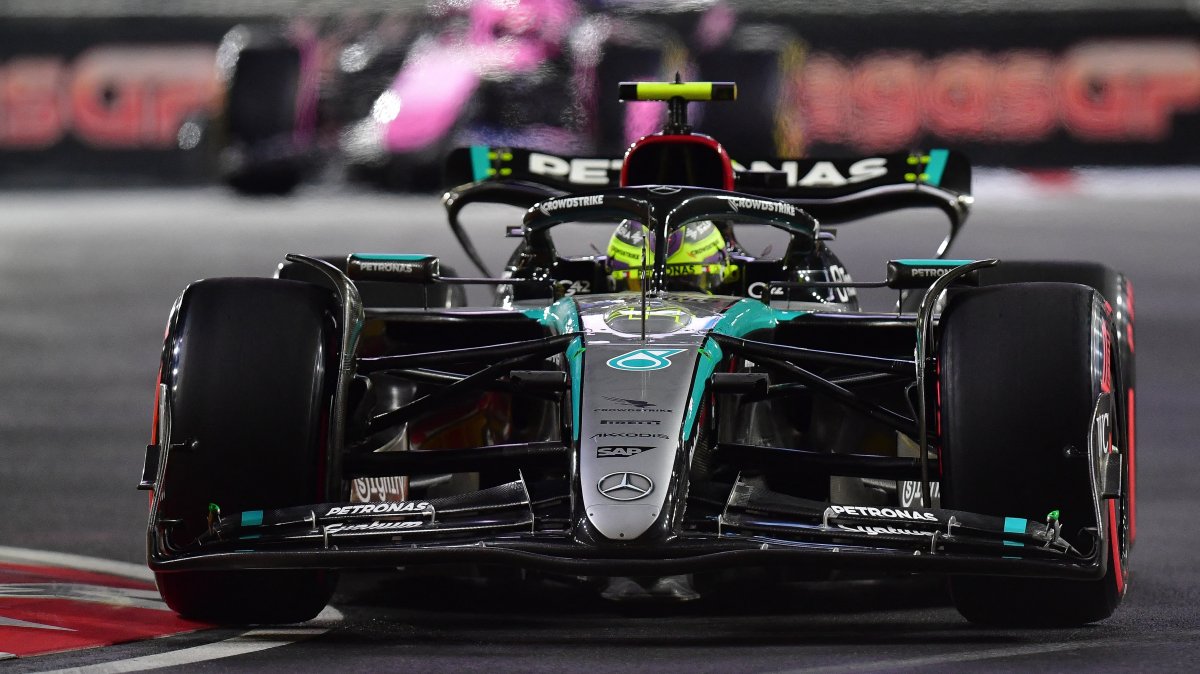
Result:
[0, 17, 234, 184]
[596, 445, 654, 457]
[828, 504, 938, 522]
[899, 480, 942, 509]
[718, 10, 1200, 165]
[323, 501, 432, 518]
[773, 39, 1200, 165]
[351, 475, 407, 503]
[3, 8, 1199, 186]
[323, 520, 424, 534]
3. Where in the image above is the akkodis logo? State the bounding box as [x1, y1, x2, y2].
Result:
[606, 348, 686, 371]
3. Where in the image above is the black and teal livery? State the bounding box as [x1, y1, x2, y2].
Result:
[141, 80, 1134, 629]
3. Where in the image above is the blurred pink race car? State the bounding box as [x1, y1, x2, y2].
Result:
[211, 0, 795, 193]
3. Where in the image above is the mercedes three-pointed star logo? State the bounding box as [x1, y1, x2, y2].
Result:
[649, 186, 682, 195]
[597, 472, 654, 501]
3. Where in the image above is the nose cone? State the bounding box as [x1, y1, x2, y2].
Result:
[586, 504, 661, 540]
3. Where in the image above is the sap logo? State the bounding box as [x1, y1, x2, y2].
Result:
[529, 153, 623, 186]
[596, 445, 654, 458]
[746, 158, 888, 187]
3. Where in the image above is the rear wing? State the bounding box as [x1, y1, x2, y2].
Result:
[443, 146, 973, 274]
[444, 146, 623, 192]
[446, 146, 968, 195]
[733, 149, 971, 224]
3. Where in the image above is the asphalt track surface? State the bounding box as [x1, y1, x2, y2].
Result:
[1, 182, 1199, 671]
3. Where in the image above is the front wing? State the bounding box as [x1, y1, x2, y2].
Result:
[149, 475, 1106, 581]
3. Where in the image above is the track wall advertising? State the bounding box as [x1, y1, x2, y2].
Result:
[0, 18, 231, 185]
[729, 9, 1200, 166]
[1, 7, 1198, 186]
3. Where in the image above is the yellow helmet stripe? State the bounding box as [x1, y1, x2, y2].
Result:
[618, 81, 737, 102]
[607, 236, 651, 266]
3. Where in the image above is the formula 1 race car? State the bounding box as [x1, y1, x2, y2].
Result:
[209, 1, 800, 193]
[140, 80, 1135, 627]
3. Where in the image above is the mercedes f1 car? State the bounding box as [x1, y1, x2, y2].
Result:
[140, 80, 1135, 627]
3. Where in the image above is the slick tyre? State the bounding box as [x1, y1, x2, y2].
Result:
[939, 282, 1129, 627]
[153, 278, 338, 624]
[222, 33, 306, 195]
[974, 261, 1137, 546]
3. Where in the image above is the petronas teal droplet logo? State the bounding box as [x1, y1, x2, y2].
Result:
[606, 348, 686, 371]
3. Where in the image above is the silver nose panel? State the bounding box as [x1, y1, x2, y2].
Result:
[586, 504, 661, 540]
[579, 343, 697, 541]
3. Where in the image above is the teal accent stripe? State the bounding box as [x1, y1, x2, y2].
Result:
[1003, 516, 1026, 547]
[925, 149, 949, 186]
[895, 258, 973, 267]
[353, 253, 433, 261]
[682, 300, 782, 441]
[773, 310, 809, 322]
[241, 510, 263, 527]
[469, 145, 491, 182]
[683, 341, 723, 441]
[567, 338, 584, 440]
[525, 299, 583, 440]
[238, 534, 261, 540]
[711, 299, 779, 338]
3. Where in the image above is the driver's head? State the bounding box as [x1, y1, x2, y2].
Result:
[607, 220, 730, 293]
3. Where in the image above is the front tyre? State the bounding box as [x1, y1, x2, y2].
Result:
[152, 278, 339, 623]
[939, 282, 1129, 626]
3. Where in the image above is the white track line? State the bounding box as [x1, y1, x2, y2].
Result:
[793, 642, 1088, 673]
[0, 546, 344, 670]
[0, 547, 152, 582]
[32, 606, 343, 674]
[780, 629, 1200, 674]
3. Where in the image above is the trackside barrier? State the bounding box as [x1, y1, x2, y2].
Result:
[1, 6, 1197, 186]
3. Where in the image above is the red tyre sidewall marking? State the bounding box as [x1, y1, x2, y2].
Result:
[1109, 500, 1126, 593]
[1099, 312, 1127, 594]
[1129, 388, 1137, 543]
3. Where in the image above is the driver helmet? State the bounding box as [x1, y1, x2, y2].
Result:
[607, 220, 730, 293]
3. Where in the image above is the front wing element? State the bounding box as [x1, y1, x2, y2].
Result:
[150, 477, 1105, 581]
